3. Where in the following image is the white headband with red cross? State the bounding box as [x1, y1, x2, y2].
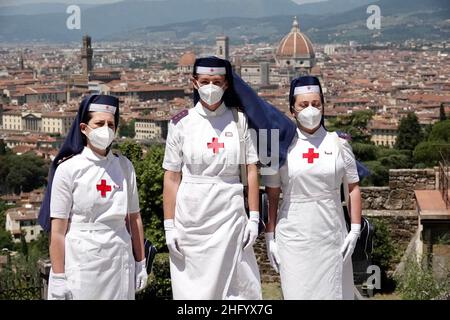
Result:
[294, 85, 321, 96]
[89, 103, 117, 114]
[196, 66, 227, 76]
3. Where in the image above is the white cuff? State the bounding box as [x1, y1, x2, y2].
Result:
[265, 232, 274, 241]
[249, 211, 259, 222]
[350, 223, 361, 234]
[135, 259, 146, 266]
[164, 219, 175, 230]
[50, 270, 66, 279]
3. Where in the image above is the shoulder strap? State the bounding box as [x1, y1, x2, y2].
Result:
[231, 107, 248, 187]
[231, 108, 245, 142]
[116, 152, 131, 186]
[115, 152, 133, 235]
[171, 109, 189, 125]
[331, 132, 350, 208]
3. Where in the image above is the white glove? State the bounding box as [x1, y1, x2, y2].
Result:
[340, 224, 361, 263]
[243, 211, 259, 250]
[47, 270, 72, 300]
[164, 219, 183, 259]
[265, 232, 281, 273]
[135, 259, 148, 292]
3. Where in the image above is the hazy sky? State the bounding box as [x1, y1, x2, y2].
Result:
[0, 0, 326, 7]
[0, 0, 122, 6]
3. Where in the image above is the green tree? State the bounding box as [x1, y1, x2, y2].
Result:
[428, 119, 450, 142]
[116, 142, 166, 249]
[326, 110, 374, 144]
[351, 143, 378, 162]
[361, 160, 389, 186]
[29, 232, 49, 258]
[413, 140, 450, 167]
[19, 232, 28, 259]
[135, 145, 166, 249]
[118, 117, 136, 139]
[439, 103, 447, 122]
[395, 113, 424, 151]
[0, 200, 10, 228]
[144, 215, 165, 252]
[0, 156, 8, 193]
[5, 169, 26, 194]
[377, 148, 412, 169]
[0, 229, 14, 250]
[0, 140, 6, 155]
[413, 120, 450, 166]
[371, 218, 398, 292]
[422, 123, 434, 141]
[0, 153, 49, 194]
[117, 140, 143, 167]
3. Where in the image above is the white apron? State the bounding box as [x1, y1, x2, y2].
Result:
[271, 127, 355, 300]
[65, 220, 135, 300]
[50, 148, 136, 300]
[163, 103, 262, 300]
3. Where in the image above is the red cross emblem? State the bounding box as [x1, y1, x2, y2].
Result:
[303, 148, 319, 164]
[207, 137, 224, 154]
[96, 179, 112, 197]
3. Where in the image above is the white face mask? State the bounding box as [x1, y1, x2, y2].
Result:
[296, 106, 322, 130]
[85, 125, 115, 150]
[196, 81, 225, 106]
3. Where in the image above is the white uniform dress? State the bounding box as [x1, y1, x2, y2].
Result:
[263, 126, 359, 300]
[50, 147, 140, 300]
[163, 102, 262, 300]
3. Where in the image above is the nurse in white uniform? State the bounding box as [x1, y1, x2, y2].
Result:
[39, 95, 148, 300]
[263, 76, 362, 300]
[162, 57, 262, 300]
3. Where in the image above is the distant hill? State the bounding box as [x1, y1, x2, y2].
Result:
[105, 0, 450, 44]
[0, 0, 448, 43]
[0, 0, 300, 42]
[294, 0, 375, 15]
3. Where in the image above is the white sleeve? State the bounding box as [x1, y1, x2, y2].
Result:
[162, 121, 183, 172]
[340, 138, 360, 184]
[50, 164, 73, 219]
[126, 160, 140, 214]
[261, 170, 281, 188]
[243, 113, 259, 165]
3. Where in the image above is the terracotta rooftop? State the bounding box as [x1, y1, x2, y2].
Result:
[6, 208, 39, 221]
[415, 190, 450, 220]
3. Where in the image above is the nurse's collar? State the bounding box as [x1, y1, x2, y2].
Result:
[297, 125, 327, 140]
[82, 146, 113, 161]
[195, 101, 227, 117]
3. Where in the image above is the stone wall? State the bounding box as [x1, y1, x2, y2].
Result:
[361, 168, 436, 211]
